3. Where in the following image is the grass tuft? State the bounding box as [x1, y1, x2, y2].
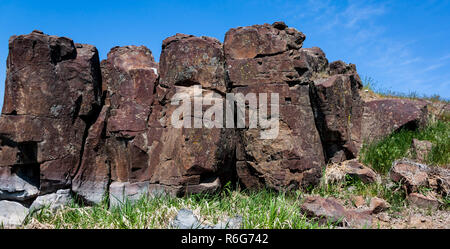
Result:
[359, 121, 450, 174]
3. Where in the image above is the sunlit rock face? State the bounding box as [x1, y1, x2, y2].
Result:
[0, 30, 102, 201]
[224, 22, 325, 190]
[0, 22, 430, 206]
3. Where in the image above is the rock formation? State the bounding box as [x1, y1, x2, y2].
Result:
[224, 23, 325, 190]
[0, 21, 431, 215]
[0, 30, 102, 204]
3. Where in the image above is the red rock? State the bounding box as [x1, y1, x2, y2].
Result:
[407, 193, 440, 210]
[300, 196, 372, 228]
[411, 139, 432, 162]
[225, 22, 325, 190]
[0, 31, 102, 198]
[369, 197, 390, 214]
[390, 160, 429, 193]
[342, 160, 379, 184]
[311, 71, 364, 162]
[351, 195, 366, 208]
[0, 23, 436, 206]
[361, 99, 428, 144]
[148, 34, 234, 196]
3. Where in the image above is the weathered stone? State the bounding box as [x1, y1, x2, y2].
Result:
[0, 165, 39, 201]
[390, 159, 429, 193]
[109, 181, 150, 207]
[411, 139, 432, 162]
[214, 215, 243, 229]
[170, 209, 207, 229]
[352, 195, 366, 208]
[428, 167, 450, 197]
[361, 99, 428, 144]
[0, 23, 439, 209]
[147, 34, 234, 196]
[300, 196, 372, 228]
[407, 193, 440, 210]
[170, 209, 243, 229]
[0, 31, 102, 196]
[369, 197, 390, 214]
[0, 200, 29, 228]
[344, 210, 373, 228]
[29, 189, 72, 213]
[310, 70, 364, 162]
[342, 160, 379, 184]
[71, 106, 109, 204]
[324, 160, 378, 184]
[225, 22, 325, 191]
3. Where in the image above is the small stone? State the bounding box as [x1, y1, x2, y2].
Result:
[352, 195, 366, 208]
[214, 216, 243, 229]
[30, 189, 72, 213]
[407, 193, 440, 210]
[272, 21, 288, 30]
[369, 197, 390, 214]
[377, 212, 390, 222]
[343, 160, 379, 184]
[109, 181, 150, 208]
[411, 139, 432, 162]
[344, 210, 373, 228]
[0, 200, 29, 228]
[324, 160, 379, 185]
[170, 209, 207, 229]
[390, 160, 429, 192]
[300, 196, 372, 228]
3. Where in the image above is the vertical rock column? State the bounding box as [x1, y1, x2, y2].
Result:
[309, 60, 365, 163]
[147, 34, 235, 196]
[0, 31, 102, 202]
[224, 22, 325, 190]
[72, 45, 158, 204]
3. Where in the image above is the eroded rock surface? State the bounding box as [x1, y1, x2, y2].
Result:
[0, 22, 435, 212]
[225, 22, 325, 190]
[0, 200, 29, 227]
[300, 196, 372, 228]
[0, 31, 102, 201]
[361, 99, 428, 144]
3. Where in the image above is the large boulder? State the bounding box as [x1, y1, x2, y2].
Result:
[361, 98, 428, 144]
[225, 22, 325, 190]
[147, 34, 235, 196]
[72, 45, 159, 204]
[0, 200, 29, 227]
[310, 63, 364, 163]
[74, 35, 235, 204]
[0, 31, 102, 201]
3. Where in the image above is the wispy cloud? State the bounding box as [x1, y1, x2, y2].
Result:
[279, 0, 449, 98]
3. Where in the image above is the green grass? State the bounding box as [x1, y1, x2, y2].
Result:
[362, 76, 449, 103]
[25, 186, 331, 229]
[312, 175, 407, 213]
[23, 175, 415, 229]
[359, 120, 450, 174]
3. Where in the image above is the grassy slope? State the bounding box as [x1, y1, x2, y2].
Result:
[359, 120, 450, 174]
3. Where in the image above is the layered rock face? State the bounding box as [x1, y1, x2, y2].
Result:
[310, 61, 364, 163]
[0, 31, 102, 202]
[145, 34, 235, 197]
[73, 45, 159, 204]
[0, 22, 431, 208]
[224, 23, 325, 190]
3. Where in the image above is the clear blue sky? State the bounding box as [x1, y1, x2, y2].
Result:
[1, 0, 449, 111]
